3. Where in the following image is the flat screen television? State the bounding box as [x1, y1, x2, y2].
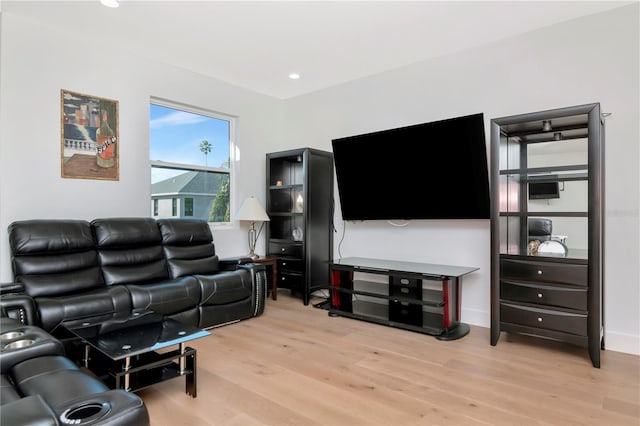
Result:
[528, 181, 560, 200]
[331, 113, 490, 221]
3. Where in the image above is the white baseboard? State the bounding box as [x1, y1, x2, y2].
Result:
[462, 308, 490, 329]
[604, 331, 640, 356]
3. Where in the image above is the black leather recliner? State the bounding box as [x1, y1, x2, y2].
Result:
[1, 218, 266, 333]
[0, 317, 149, 426]
[6, 219, 132, 332]
[528, 218, 553, 242]
[92, 218, 203, 326]
[158, 218, 265, 327]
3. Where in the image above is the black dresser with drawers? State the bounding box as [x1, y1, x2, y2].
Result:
[498, 255, 590, 348]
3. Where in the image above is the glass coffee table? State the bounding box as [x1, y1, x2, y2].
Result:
[60, 311, 210, 398]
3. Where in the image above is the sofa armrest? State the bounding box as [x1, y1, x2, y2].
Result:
[219, 257, 254, 270]
[0, 294, 37, 325]
[0, 394, 58, 426]
[0, 282, 24, 295]
[0, 325, 65, 374]
[58, 390, 150, 426]
[237, 263, 267, 317]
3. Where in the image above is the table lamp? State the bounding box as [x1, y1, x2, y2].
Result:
[235, 196, 270, 259]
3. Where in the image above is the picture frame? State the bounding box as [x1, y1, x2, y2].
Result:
[61, 89, 119, 180]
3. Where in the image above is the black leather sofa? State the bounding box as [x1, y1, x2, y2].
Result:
[1, 217, 266, 332]
[1, 316, 149, 426]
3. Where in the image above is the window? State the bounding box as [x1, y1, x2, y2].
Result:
[150, 101, 232, 223]
[184, 198, 194, 216]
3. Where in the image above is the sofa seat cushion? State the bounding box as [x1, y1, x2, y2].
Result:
[11, 355, 109, 409]
[127, 276, 200, 316]
[35, 285, 132, 332]
[197, 269, 252, 306]
[1, 374, 20, 405]
[0, 394, 58, 426]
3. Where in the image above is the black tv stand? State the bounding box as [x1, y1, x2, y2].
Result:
[328, 257, 479, 340]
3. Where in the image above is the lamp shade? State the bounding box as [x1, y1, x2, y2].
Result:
[235, 197, 270, 222]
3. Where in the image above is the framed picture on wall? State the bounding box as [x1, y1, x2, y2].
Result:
[60, 89, 119, 180]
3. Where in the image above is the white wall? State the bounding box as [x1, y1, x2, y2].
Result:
[0, 12, 284, 279]
[282, 5, 640, 355]
[1, 5, 638, 356]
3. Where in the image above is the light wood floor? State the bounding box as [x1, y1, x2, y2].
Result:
[138, 293, 640, 426]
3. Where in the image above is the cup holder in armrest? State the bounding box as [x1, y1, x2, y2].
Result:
[60, 402, 111, 425]
[0, 331, 25, 340]
[3, 339, 36, 350]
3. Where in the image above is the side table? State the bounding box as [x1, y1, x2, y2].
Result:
[253, 256, 278, 300]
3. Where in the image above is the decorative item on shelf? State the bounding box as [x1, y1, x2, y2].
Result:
[235, 196, 270, 260]
[292, 226, 303, 241]
[295, 193, 304, 213]
[537, 240, 568, 256]
[276, 180, 283, 187]
[527, 239, 541, 255]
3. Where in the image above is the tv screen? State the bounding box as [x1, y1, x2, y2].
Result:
[331, 113, 490, 221]
[528, 181, 560, 199]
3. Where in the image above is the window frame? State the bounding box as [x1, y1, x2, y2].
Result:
[149, 97, 236, 228]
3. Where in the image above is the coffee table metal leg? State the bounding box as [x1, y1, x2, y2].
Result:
[185, 348, 197, 398]
[179, 343, 186, 373]
[123, 356, 131, 391]
[82, 344, 90, 368]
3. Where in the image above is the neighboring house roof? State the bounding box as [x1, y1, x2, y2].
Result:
[151, 171, 221, 195]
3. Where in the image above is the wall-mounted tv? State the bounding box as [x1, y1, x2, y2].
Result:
[528, 181, 560, 200]
[331, 113, 490, 221]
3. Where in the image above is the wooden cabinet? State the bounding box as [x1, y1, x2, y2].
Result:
[490, 103, 604, 367]
[266, 148, 334, 305]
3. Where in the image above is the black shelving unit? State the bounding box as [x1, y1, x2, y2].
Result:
[266, 148, 334, 305]
[490, 103, 605, 367]
[329, 257, 479, 340]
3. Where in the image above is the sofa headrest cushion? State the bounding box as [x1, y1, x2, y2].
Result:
[157, 219, 213, 245]
[8, 220, 94, 255]
[92, 218, 161, 248]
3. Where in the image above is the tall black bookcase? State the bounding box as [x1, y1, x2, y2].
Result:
[490, 103, 605, 367]
[266, 148, 334, 305]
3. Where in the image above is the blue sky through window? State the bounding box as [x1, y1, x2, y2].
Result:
[150, 104, 230, 183]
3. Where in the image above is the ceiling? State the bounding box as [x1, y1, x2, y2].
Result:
[1, 1, 632, 99]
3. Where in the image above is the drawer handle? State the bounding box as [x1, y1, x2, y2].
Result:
[537, 270, 543, 275]
[282, 262, 287, 266]
[281, 247, 286, 252]
[537, 317, 543, 322]
[281, 277, 286, 281]
[537, 293, 543, 298]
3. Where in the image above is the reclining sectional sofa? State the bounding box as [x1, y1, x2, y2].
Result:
[1, 316, 149, 425]
[0, 217, 266, 425]
[1, 217, 267, 332]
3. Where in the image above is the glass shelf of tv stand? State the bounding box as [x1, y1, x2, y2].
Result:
[330, 298, 444, 336]
[331, 283, 445, 308]
[330, 280, 459, 336]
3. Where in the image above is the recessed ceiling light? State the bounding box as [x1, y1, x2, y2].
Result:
[100, 0, 119, 8]
[288, 73, 301, 80]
